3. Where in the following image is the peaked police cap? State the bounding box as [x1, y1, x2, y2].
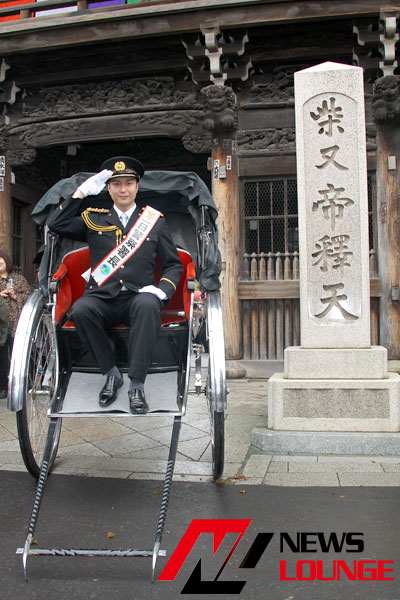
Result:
[100, 156, 145, 181]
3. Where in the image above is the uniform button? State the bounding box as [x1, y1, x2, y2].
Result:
[89, 285, 93, 289]
[146, 237, 150, 241]
[120, 280, 123, 284]
[120, 264, 124, 269]
[123, 235, 126, 239]
[98, 231, 102, 235]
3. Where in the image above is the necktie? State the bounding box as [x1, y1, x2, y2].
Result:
[120, 213, 128, 228]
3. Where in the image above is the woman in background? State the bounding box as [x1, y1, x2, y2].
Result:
[0, 250, 30, 399]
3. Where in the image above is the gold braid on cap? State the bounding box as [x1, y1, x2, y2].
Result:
[81, 208, 122, 245]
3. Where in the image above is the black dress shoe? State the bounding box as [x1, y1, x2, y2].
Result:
[128, 388, 149, 414]
[99, 375, 123, 407]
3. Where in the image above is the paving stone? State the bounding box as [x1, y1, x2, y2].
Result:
[56, 454, 169, 473]
[0, 400, 9, 414]
[225, 415, 259, 445]
[271, 454, 317, 462]
[263, 473, 340, 486]
[57, 443, 111, 457]
[174, 460, 214, 476]
[242, 455, 272, 478]
[198, 444, 212, 462]
[52, 467, 133, 479]
[142, 423, 208, 446]
[0, 413, 18, 435]
[267, 461, 288, 473]
[317, 455, 388, 464]
[0, 463, 27, 472]
[0, 438, 21, 452]
[92, 432, 161, 456]
[183, 417, 210, 434]
[338, 473, 400, 486]
[224, 438, 253, 463]
[289, 461, 384, 472]
[122, 446, 172, 461]
[69, 420, 134, 442]
[172, 474, 214, 483]
[370, 456, 400, 463]
[111, 415, 173, 432]
[61, 417, 99, 431]
[0, 424, 16, 442]
[0, 450, 23, 465]
[177, 437, 211, 461]
[58, 429, 87, 448]
[232, 478, 264, 485]
[127, 472, 164, 481]
[381, 464, 400, 472]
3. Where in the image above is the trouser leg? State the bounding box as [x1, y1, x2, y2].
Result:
[69, 295, 118, 375]
[0, 335, 9, 390]
[126, 293, 161, 381]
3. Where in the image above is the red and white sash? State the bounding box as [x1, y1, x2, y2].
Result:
[91, 206, 161, 287]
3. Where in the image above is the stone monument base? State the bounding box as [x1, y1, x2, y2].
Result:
[284, 346, 387, 379]
[268, 372, 400, 432]
[252, 422, 400, 456]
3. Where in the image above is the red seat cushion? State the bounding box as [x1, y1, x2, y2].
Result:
[53, 246, 194, 327]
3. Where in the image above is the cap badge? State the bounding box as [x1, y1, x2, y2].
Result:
[114, 161, 126, 171]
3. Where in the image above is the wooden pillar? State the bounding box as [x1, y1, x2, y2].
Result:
[376, 122, 400, 357]
[0, 153, 12, 255]
[211, 132, 241, 359]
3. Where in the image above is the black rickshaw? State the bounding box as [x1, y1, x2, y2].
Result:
[8, 170, 226, 580]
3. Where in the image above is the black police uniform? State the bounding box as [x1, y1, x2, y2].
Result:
[48, 192, 183, 382]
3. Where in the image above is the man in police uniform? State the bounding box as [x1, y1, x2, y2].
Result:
[48, 156, 183, 414]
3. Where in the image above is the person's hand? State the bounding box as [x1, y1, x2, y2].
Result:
[1, 287, 15, 300]
[76, 169, 113, 197]
[138, 285, 167, 301]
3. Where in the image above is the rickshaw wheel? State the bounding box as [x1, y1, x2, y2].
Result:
[11, 292, 61, 478]
[206, 290, 226, 481]
[206, 367, 225, 481]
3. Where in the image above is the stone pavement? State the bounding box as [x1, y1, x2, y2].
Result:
[1, 370, 400, 486]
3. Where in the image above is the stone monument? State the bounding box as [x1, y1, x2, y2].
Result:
[253, 62, 400, 454]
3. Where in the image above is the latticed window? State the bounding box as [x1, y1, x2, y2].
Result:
[244, 175, 376, 254]
[244, 179, 299, 254]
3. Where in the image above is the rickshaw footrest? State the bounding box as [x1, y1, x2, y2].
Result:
[16, 547, 166, 558]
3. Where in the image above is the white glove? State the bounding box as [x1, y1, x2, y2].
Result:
[77, 169, 113, 197]
[138, 285, 167, 301]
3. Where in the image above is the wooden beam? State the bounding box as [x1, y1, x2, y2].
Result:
[238, 153, 377, 176]
[0, 0, 388, 56]
[238, 277, 381, 299]
[376, 122, 400, 358]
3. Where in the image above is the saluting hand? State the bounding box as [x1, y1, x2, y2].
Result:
[75, 169, 113, 198]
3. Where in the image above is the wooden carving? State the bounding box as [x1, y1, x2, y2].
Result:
[23, 78, 201, 120]
[200, 85, 237, 131]
[238, 128, 296, 153]
[372, 76, 400, 123]
[8, 147, 37, 167]
[182, 133, 212, 153]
